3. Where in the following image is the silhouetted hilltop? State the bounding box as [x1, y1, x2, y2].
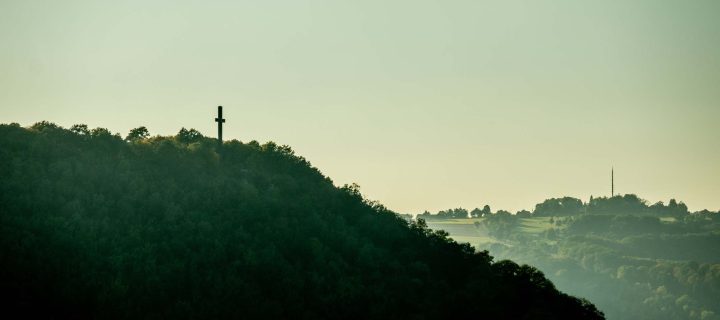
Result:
[0, 122, 603, 319]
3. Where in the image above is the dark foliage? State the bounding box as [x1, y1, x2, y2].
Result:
[0, 123, 603, 319]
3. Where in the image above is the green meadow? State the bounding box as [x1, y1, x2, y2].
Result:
[426, 216, 558, 248]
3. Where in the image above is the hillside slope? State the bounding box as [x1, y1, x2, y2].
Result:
[0, 122, 603, 319]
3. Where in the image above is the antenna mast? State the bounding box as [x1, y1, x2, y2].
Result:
[611, 167, 614, 197]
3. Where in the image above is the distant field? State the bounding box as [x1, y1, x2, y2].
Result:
[426, 217, 559, 247]
[425, 218, 485, 225]
[426, 219, 492, 246]
[518, 217, 555, 233]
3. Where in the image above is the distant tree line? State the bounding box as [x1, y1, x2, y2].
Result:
[417, 194, 714, 220]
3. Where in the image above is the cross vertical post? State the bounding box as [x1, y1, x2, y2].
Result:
[215, 106, 225, 144]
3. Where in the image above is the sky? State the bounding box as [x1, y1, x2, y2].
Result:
[1, 0, 719, 213]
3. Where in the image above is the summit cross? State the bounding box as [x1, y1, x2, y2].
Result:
[215, 106, 225, 143]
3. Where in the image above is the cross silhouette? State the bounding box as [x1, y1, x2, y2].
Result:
[215, 106, 225, 143]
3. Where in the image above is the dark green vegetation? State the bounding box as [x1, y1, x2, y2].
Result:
[0, 122, 602, 319]
[425, 197, 720, 320]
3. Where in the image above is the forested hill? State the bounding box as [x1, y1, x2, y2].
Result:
[0, 122, 602, 319]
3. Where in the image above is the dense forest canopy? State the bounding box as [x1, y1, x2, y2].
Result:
[0, 122, 603, 319]
[422, 195, 719, 319]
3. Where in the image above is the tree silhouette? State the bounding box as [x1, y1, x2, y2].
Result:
[125, 126, 149, 141]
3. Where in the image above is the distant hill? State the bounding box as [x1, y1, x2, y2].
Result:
[424, 199, 719, 320]
[0, 122, 602, 319]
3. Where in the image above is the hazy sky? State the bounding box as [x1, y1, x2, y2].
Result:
[1, 0, 719, 213]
